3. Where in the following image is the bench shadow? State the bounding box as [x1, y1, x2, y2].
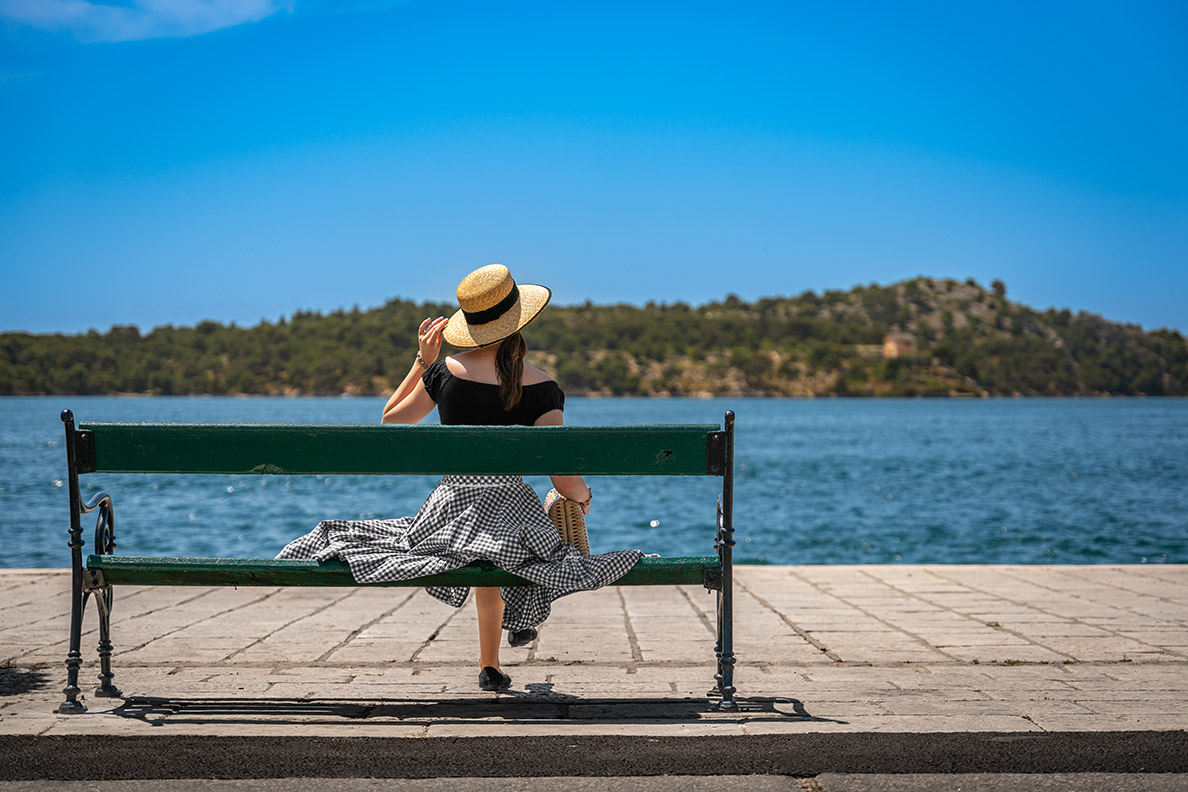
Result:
[108, 687, 845, 727]
[0, 667, 53, 697]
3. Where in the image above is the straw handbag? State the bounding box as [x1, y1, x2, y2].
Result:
[544, 489, 590, 555]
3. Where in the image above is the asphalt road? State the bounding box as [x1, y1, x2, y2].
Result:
[5, 776, 1188, 792]
[2, 732, 1187, 781]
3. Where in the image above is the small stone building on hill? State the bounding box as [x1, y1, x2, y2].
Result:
[882, 332, 917, 359]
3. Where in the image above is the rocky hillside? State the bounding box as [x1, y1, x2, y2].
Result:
[2, 278, 1185, 397]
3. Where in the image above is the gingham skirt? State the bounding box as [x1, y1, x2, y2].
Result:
[276, 475, 642, 630]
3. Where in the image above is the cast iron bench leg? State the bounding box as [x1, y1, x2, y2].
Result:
[714, 572, 738, 711]
[57, 577, 87, 714]
[710, 410, 739, 712]
[710, 586, 723, 697]
[93, 585, 121, 698]
[57, 410, 87, 714]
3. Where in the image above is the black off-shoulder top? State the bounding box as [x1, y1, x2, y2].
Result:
[422, 358, 565, 426]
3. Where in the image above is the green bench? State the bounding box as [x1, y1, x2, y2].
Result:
[56, 409, 738, 713]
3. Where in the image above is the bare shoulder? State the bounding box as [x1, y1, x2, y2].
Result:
[446, 351, 486, 378]
[522, 364, 555, 386]
[443, 354, 467, 375]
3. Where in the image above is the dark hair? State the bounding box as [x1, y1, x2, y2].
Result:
[495, 332, 527, 410]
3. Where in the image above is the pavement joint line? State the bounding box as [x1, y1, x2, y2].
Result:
[791, 568, 958, 663]
[1010, 567, 1188, 659]
[3, 581, 258, 665]
[1135, 566, 1188, 587]
[1054, 565, 1188, 600]
[119, 584, 232, 624]
[189, 667, 220, 684]
[1018, 713, 1048, 732]
[992, 566, 1180, 627]
[525, 598, 541, 662]
[1, 584, 172, 635]
[317, 587, 420, 663]
[1048, 567, 1154, 598]
[735, 577, 839, 663]
[925, 568, 1090, 663]
[12, 656, 1188, 673]
[998, 565, 1186, 624]
[0, 589, 72, 629]
[935, 567, 1185, 660]
[0, 574, 42, 591]
[14, 659, 743, 670]
[859, 568, 1076, 662]
[226, 587, 359, 661]
[117, 587, 287, 661]
[675, 584, 717, 638]
[3, 577, 180, 631]
[106, 585, 250, 656]
[408, 594, 465, 667]
[616, 588, 645, 667]
[850, 569, 998, 660]
[1099, 661, 1188, 682]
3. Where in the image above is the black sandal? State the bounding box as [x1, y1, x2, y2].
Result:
[507, 627, 537, 647]
[479, 666, 512, 691]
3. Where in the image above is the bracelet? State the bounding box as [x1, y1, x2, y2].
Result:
[415, 353, 429, 369]
[578, 488, 592, 507]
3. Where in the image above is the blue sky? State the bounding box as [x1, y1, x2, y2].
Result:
[2, 0, 1185, 335]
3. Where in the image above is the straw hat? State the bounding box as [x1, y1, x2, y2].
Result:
[442, 265, 551, 348]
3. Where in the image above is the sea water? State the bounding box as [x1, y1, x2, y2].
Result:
[1, 396, 1185, 568]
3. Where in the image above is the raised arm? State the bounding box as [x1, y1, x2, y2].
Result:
[382, 316, 447, 425]
[534, 408, 593, 514]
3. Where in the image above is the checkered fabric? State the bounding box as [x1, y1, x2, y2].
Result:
[277, 475, 642, 630]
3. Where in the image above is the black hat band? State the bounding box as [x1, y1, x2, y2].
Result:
[462, 282, 520, 325]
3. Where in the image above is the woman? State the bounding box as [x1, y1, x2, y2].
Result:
[279, 265, 641, 691]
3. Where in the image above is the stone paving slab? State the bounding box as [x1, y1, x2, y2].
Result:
[1, 565, 1185, 736]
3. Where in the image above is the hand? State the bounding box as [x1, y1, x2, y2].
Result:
[418, 316, 448, 366]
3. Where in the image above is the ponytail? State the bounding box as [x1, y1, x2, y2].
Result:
[496, 332, 526, 410]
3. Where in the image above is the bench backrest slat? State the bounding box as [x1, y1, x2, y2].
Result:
[78, 423, 723, 476]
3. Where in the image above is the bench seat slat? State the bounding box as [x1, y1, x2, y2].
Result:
[79, 423, 722, 476]
[88, 554, 720, 588]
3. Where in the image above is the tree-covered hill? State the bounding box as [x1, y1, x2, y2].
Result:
[3, 278, 1185, 397]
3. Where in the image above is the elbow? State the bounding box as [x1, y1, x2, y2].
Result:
[550, 475, 589, 502]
